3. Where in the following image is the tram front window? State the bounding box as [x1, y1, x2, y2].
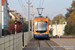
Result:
[35, 21, 47, 33]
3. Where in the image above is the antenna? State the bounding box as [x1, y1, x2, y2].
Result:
[37, 8, 44, 16]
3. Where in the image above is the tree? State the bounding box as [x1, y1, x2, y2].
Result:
[64, 0, 75, 35]
[8, 19, 14, 24]
[65, 12, 70, 19]
[23, 18, 26, 23]
[65, 1, 75, 19]
[70, 12, 75, 18]
[52, 14, 65, 24]
[60, 17, 65, 24]
[23, 21, 28, 32]
[64, 17, 75, 35]
[8, 24, 22, 34]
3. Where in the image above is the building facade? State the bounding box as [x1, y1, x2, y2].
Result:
[9, 10, 16, 20]
[9, 10, 23, 22]
[2, 0, 9, 29]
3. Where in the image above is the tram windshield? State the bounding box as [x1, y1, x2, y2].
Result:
[35, 21, 47, 33]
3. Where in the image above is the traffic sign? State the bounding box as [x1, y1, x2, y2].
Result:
[55, 21, 57, 25]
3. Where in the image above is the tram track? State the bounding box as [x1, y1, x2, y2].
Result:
[37, 40, 40, 50]
[23, 38, 66, 50]
[45, 40, 51, 47]
[37, 39, 53, 50]
[45, 40, 55, 50]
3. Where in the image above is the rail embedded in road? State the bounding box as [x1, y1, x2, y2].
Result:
[23, 38, 66, 50]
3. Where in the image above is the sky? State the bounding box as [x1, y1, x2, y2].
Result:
[8, 0, 72, 20]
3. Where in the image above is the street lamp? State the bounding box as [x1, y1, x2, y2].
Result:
[15, 17, 17, 34]
[20, 17, 23, 25]
[59, 8, 67, 24]
[55, 21, 58, 37]
[20, 16, 24, 47]
[31, 5, 37, 38]
[31, 5, 33, 38]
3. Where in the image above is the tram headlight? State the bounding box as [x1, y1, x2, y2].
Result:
[46, 33, 48, 34]
[34, 33, 37, 35]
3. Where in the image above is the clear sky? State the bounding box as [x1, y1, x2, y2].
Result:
[8, 0, 72, 20]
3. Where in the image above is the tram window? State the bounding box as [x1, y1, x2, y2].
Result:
[35, 21, 47, 31]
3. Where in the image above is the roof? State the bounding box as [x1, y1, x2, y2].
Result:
[9, 10, 15, 12]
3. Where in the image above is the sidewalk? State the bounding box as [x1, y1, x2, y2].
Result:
[51, 38, 75, 50]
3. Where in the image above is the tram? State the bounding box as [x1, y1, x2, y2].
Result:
[33, 17, 49, 38]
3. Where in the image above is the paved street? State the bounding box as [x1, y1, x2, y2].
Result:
[23, 38, 65, 50]
[51, 38, 75, 50]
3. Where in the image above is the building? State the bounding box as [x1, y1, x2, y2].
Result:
[9, 10, 16, 20]
[9, 10, 23, 21]
[2, 0, 9, 29]
[9, 10, 24, 24]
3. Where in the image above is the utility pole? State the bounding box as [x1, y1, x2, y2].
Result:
[15, 21, 17, 34]
[0, 0, 2, 37]
[55, 21, 58, 37]
[31, 5, 33, 38]
[28, 0, 30, 33]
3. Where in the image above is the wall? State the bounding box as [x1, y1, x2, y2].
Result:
[0, 33, 22, 50]
[0, 31, 32, 50]
[24, 31, 32, 47]
[52, 24, 66, 36]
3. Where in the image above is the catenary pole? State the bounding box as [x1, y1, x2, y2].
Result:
[0, 0, 2, 37]
[28, 0, 30, 33]
[31, 5, 33, 38]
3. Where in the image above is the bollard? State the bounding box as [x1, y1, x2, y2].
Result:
[25, 43, 27, 47]
[59, 34, 60, 38]
[59, 31, 60, 38]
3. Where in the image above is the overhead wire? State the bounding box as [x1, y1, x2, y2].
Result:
[25, 0, 34, 4]
[25, 0, 28, 3]
[21, 0, 24, 5]
[18, 0, 27, 16]
[32, 0, 37, 6]
[21, 0, 27, 13]
[31, 0, 34, 3]
[38, 0, 45, 8]
[39, 0, 41, 8]
[41, 0, 45, 7]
